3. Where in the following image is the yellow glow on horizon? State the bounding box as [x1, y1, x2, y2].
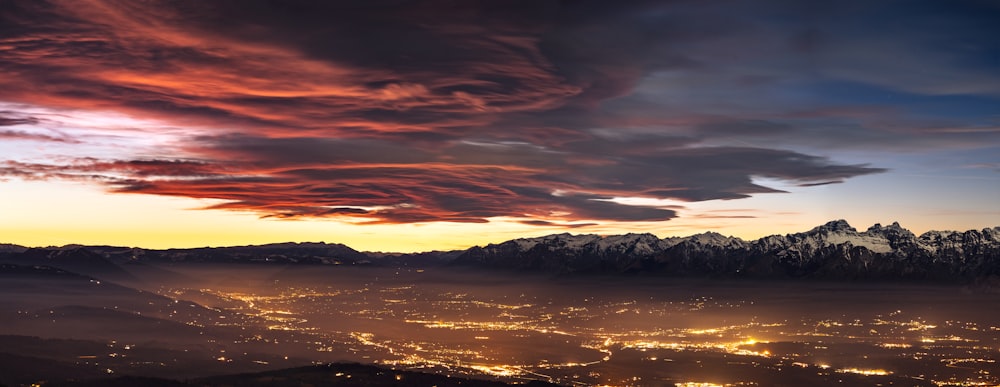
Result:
[0, 180, 529, 252]
[2, 177, 996, 252]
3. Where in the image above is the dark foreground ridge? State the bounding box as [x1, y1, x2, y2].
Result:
[39, 363, 560, 387]
[1, 220, 998, 282]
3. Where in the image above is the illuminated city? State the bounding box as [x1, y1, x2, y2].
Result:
[26, 265, 985, 387]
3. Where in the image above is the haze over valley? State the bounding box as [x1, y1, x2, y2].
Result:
[2, 221, 999, 386]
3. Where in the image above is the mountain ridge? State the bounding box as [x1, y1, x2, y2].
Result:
[450, 220, 1000, 281]
[2, 220, 998, 282]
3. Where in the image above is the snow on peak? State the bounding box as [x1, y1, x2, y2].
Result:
[865, 222, 914, 238]
[596, 233, 663, 255]
[507, 232, 672, 255]
[686, 232, 744, 247]
[495, 221, 994, 258]
[784, 221, 904, 254]
[808, 219, 856, 234]
[510, 233, 600, 251]
[823, 233, 893, 253]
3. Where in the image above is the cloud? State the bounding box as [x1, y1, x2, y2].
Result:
[796, 181, 842, 187]
[964, 163, 1000, 173]
[0, 112, 79, 143]
[519, 220, 599, 228]
[0, 139, 883, 223]
[0, 130, 79, 143]
[11, 0, 996, 226]
[0, 115, 40, 127]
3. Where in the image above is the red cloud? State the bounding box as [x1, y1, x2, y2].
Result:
[0, 1, 890, 225]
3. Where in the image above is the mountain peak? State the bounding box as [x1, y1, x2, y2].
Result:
[867, 221, 903, 231]
[865, 221, 915, 239]
[689, 231, 729, 240]
[808, 219, 856, 233]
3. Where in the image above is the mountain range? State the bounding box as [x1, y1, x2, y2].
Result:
[454, 220, 1000, 281]
[2, 220, 998, 282]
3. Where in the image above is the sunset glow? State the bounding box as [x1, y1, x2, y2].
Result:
[0, 1, 997, 251]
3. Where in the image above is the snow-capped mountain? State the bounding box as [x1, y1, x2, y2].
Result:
[456, 232, 684, 273]
[453, 220, 1000, 281]
[2, 220, 997, 282]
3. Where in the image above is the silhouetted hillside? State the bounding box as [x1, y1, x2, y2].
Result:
[46, 363, 561, 387]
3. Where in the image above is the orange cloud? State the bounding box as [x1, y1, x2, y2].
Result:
[0, 1, 892, 226]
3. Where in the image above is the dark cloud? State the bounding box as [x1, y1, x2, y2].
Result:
[8, 0, 994, 226]
[550, 193, 678, 222]
[528, 147, 886, 201]
[0, 159, 221, 181]
[519, 220, 599, 228]
[198, 135, 436, 165]
[0, 115, 40, 127]
[0, 130, 78, 143]
[0, 112, 77, 142]
[797, 181, 842, 187]
[0, 143, 880, 223]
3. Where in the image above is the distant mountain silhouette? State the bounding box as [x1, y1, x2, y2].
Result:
[115, 242, 370, 265]
[0, 248, 136, 282]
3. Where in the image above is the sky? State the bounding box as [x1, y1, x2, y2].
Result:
[0, 0, 997, 252]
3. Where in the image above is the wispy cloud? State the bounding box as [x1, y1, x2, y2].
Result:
[0, 130, 79, 144]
